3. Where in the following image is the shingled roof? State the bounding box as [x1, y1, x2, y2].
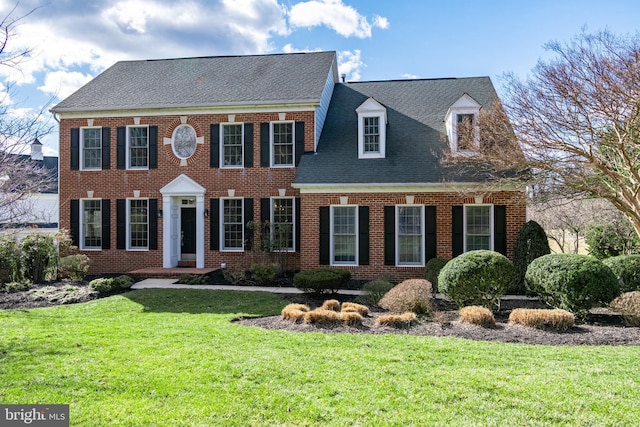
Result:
[294, 77, 500, 186]
[51, 51, 337, 113]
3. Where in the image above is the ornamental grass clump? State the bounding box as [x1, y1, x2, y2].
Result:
[340, 311, 364, 326]
[281, 304, 310, 322]
[610, 291, 640, 327]
[508, 308, 575, 330]
[321, 299, 341, 311]
[303, 309, 341, 325]
[378, 279, 433, 314]
[341, 302, 369, 316]
[375, 312, 417, 328]
[459, 306, 495, 326]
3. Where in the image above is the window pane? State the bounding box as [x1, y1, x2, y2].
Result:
[397, 206, 423, 264]
[223, 124, 243, 166]
[363, 117, 379, 153]
[82, 128, 102, 169]
[272, 123, 293, 166]
[129, 199, 148, 249]
[332, 207, 356, 263]
[82, 200, 101, 248]
[223, 199, 243, 249]
[129, 127, 148, 168]
[457, 114, 475, 150]
[466, 206, 491, 251]
[272, 198, 293, 250]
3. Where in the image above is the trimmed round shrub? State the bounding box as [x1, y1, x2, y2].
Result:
[602, 254, 640, 293]
[525, 254, 620, 316]
[362, 279, 395, 305]
[89, 275, 134, 293]
[513, 221, 550, 294]
[250, 262, 281, 286]
[438, 250, 517, 309]
[293, 268, 351, 294]
[378, 279, 433, 314]
[424, 258, 449, 292]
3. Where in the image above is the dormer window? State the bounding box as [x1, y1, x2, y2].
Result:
[356, 97, 387, 159]
[446, 94, 481, 155]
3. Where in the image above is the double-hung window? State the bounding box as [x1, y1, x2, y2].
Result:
[464, 205, 493, 251]
[128, 199, 149, 250]
[397, 205, 424, 266]
[127, 126, 149, 169]
[81, 199, 102, 249]
[363, 116, 380, 154]
[271, 122, 294, 167]
[81, 127, 102, 170]
[456, 113, 476, 151]
[271, 198, 294, 251]
[331, 206, 357, 265]
[222, 199, 244, 251]
[222, 123, 243, 167]
[356, 98, 386, 159]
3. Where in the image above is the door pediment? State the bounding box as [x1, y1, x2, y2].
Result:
[160, 174, 206, 196]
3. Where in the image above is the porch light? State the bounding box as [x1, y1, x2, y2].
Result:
[204, 209, 209, 218]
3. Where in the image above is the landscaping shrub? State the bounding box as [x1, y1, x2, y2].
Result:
[378, 279, 433, 314]
[512, 221, 550, 294]
[293, 268, 351, 294]
[375, 312, 417, 328]
[4, 281, 33, 293]
[438, 250, 517, 310]
[21, 232, 58, 283]
[340, 311, 364, 326]
[610, 291, 640, 327]
[221, 266, 249, 285]
[525, 254, 620, 316]
[58, 254, 91, 280]
[424, 258, 449, 292]
[586, 223, 640, 259]
[362, 279, 394, 305]
[281, 304, 309, 322]
[459, 306, 495, 326]
[89, 275, 134, 293]
[177, 274, 209, 285]
[508, 308, 575, 330]
[341, 302, 369, 316]
[602, 255, 640, 293]
[0, 237, 24, 283]
[31, 284, 95, 304]
[321, 299, 341, 311]
[250, 262, 281, 286]
[303, 309, 341, 325]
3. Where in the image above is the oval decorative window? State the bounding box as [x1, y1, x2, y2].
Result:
[171, 124, 197, 159]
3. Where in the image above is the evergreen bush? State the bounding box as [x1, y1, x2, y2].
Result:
[512, 220, 550, 294]
[293, 268, 351, 294]
[602, 254, 640, 293]
[423, 258, 449, 292]
[362, 279, 395, 305]
[58, 254, 91, 281]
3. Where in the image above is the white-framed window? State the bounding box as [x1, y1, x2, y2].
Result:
[127, 125, 149, 169]
[271, 197, 294, 251]
[81, 199, 102, 250]
[356, 98, 387, 159]
[445, 94, 481, 154]
[221, 198, 244, 251]
[81, 127, 102, 170]
[221, 123, 243, 168]
[128, 198, 149, 250]
[464, 204, 493, 251]
[396, 205, 425, 266]
[331, 205, 357, 265]
[271, 121, 294, 167]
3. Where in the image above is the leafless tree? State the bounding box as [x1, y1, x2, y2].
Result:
[0, 5, 54, 226]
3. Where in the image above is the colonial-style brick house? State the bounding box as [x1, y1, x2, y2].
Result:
[51, 51, 525, 280]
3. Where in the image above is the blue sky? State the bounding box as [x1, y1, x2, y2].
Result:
[2, 0, 639, 155]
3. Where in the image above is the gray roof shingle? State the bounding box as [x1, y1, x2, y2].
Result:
[294, 77, 500, 185]
[51, 51, 337, 113]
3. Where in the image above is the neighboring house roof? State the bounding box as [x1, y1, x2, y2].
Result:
[294, 77, 500, 186]
[51, 51, 338, 113]
[5, 153, 58, 194]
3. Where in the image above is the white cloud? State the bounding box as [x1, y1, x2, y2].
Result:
[373, 15, 389, 29]
[288, 0, 388, 38]
[282, 43, 323, 53]
[38, 71, 94, 99]
[338, 49, 364, 81]
[402, 73, 419, 79]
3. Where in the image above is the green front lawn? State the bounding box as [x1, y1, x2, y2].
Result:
[1, 289, 639, 426]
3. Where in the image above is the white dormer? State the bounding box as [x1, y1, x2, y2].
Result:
[356, 97, 387, 159]
[445, 94, 481, 155]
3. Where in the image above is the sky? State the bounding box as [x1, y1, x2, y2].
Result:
[1, 0, 639, 156]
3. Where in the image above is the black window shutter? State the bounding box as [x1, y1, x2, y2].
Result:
[102, 199, 111, 249]
[70, 199, 79, 246]
[70, 128, 79, 170]
[244, 123, 254, 167]
[149, 126, 158, 169]
[210, 198, 220, 250]
[117, 199, 126, 249]
[358, 206, 370, 266]
[260, 198, 270, 223]
[101, 127, 111, 170]
[295, 197, 301, 253]
[210, 124, 220, 168]
[384, 206, 396, 266]
[452, 206, 464, 257]
[260, 123, 270, 167]
[425, 206, 437, 262]
[494, 205, 507, 255]
[149, 199, 158, 250]
[319, 206, 330, 265]
[116, 127, 126, 169]
[244, 198, 254, 251]
[295, 122, 305, 166]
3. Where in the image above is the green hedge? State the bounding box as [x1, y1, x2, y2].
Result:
[525, 254, 619, 316]
[602, 254, 640, 293]
[89, 275, 135, 293]
[293, 268, 351, 294]
[423, 258, 449, 292]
